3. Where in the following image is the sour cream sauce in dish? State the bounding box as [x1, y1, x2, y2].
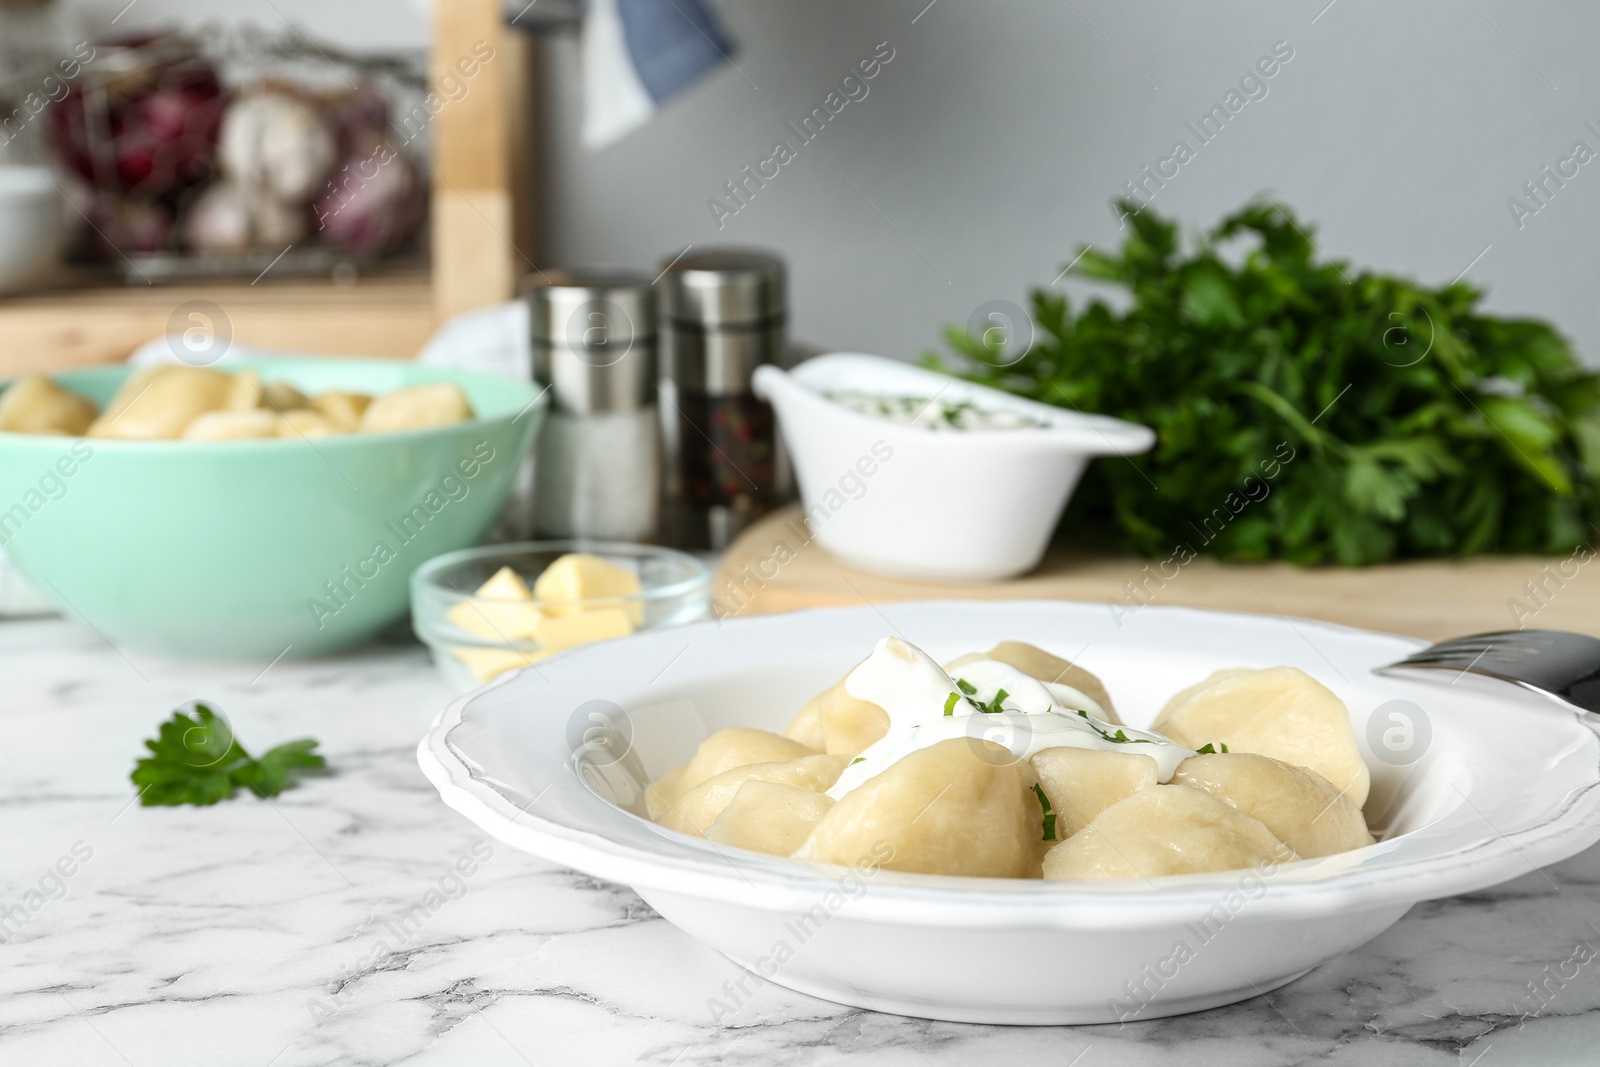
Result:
[823, 391, 1051, 432]
[825, 638, 1193, 800]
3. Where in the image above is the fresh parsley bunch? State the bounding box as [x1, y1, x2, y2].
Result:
[132, 703, 325, 806]
[936, 200, 1600, 564]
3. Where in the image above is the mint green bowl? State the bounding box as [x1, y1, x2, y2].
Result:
[0, 360, 543, 661]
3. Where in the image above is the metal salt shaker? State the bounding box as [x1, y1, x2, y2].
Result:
[527, 270, 660, 542]
[658, 248, 788, 550]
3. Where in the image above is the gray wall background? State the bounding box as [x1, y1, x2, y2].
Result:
[539, 0, 1600, 365]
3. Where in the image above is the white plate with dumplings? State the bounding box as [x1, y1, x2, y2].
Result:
[417, 600, 1600, 1024]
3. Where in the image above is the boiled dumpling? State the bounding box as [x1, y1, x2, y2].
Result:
[224, 372, 309, 415]
[89, 365, 234, 440]
[782, 695, 828, 751]
[1173, 752, 1374, 859]
[278, 409, 345, 437]
[359, 381, 472, 432]
[261, 380, 311, 412]
[312, 390, 372, 429]
[1031, 746, 1158, 838]
[1042, 783, 1297, 880]
[950, 641, 1120, 723]
[704, 779, 836, 855]
[1151, 667, 1370, 808]
[782, 659, 889, 757]
[0, 375, 98, 435]
[1161, 668, 1251, 714]
[795, 738, 1040, 878]
[644, 765, 689, 821]
[675, 728, 817, 785]
[181, 409, 282, 440]
[225, 370, 264, 411]
[659, 754, 846, 836]
[644, 728, 817, 819]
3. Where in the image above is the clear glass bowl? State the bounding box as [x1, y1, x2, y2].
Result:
[411, 540, 712, 693]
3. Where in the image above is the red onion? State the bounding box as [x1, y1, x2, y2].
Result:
[313, 136, 422, 257]
[48, 35, 226, 201]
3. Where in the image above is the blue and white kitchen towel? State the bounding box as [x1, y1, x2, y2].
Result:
[580, 0, 736, 148]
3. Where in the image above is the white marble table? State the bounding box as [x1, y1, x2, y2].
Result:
[3, 616, 1599, 1067]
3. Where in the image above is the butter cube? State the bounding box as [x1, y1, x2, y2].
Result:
[447, 565, 543, 640]
[450, 645, 553, 683]
[477, 565, 532, 600]
[532, 606, 634, 652]
[533, 553, 644, 624]
[446, 559, 639, 684]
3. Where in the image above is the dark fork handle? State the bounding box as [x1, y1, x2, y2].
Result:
[1376, 630, 1600, 715]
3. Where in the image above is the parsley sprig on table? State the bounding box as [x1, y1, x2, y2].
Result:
[935, 199, 1600, 564]
[131, 703, 325, 806]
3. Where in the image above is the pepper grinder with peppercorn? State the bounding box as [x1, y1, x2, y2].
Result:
[657, 248, 790, 551]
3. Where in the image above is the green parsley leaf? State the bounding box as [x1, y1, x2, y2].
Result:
[1194, 742, 1230, 755]
[1072, 708, 1153, 745]
[132, 704, 325, 806]
[1030, 783, 1058, 842]
[964, 687, 1011, 715]
[851, 757, 866, 765]
[234, 739, 326, 797]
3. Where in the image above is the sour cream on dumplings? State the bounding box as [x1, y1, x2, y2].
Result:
[826, 637, 1193, 799]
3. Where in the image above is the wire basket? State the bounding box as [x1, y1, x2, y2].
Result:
[43, 24, 430, 282]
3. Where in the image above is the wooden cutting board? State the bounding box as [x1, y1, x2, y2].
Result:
[713, 505, 1599, 641]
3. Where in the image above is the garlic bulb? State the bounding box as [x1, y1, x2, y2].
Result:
[218, 90, 336, 204]
[182, 182, 252, 254]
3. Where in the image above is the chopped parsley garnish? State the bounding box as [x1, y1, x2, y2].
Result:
[1194, 742, 1230, 754]
[851, 757, 866, 765]
[1073, 708, 1155, 745]
[963, 687, 1010, 715]
[1031, 783, 1057, 841]
[943, 692, 960, 716]
[941, 399, 977, 427]
[956, 678, 977, 695]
